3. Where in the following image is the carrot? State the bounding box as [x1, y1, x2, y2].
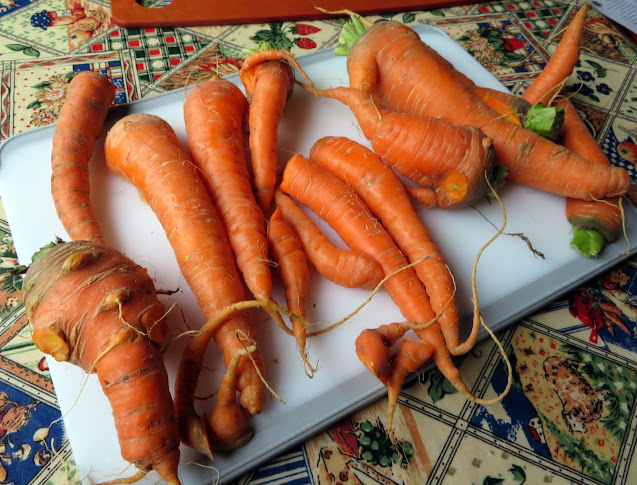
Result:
[343, 19, 630, 201]
[519, 3, 621, 256]
[267, 207, 316, 376]
[279, 153, 488, 404]
[559, 97, 622, 255]
[207, 344, 257, 450]
[23, 240, 181, 485]
[308, 136, 468, 354]
[104, 113, 263, 456]
[274, 189, 383, 290]
[50, 70, 115, 244]
[521, 4, 592, 106]
[471, 87, 531, 126]
[355, 321, 413, 382]
[239, 45, 314, 212]
[183, 76, 288, 336]
[299, 83, 495, 209]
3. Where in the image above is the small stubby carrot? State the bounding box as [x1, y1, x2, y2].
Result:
[50, 70, 115, 244]
[104, 113, 263, 457]
[183, 76, 288, 336]
[23, 240, 181, 485]
[239, 45, 314, 212]
[308, 136, 468, 354]
[299, 83, 495, 209]
[267, 207, 315, 376]
[274, 189, 383, 290]
[521, 4, 592, 106]
[343, 19, 630, 201]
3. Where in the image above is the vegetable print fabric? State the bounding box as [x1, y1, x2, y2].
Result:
[0, 0, 635, 484]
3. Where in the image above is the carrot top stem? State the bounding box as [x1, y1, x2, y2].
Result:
[334, 14, 370, 56]
[523, 103, 565, 141]
[571, 227, 607, 257]
[242, 40, 280, 56]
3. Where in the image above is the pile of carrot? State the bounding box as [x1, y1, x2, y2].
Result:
[19, 4, 633, 483]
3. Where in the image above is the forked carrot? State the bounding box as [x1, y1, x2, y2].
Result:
[343, 19, 630, 201]
[274, 189, 383, 290]
[104, 113, 263, 457]
[308, 136, 468, 354]
[50, 70, 115, 243]
[278, 154, 503, 410]
[183, 76, 288, 335]
[267, 207, 316, 376]
[299, 83, 495, 209]
[239, 45, 314, 211]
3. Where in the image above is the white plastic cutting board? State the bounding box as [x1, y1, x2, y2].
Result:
[1, 24, 635, 485]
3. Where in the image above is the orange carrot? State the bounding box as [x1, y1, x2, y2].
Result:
[522, 4, 592, 106]
[183, 76, 288, 335]
[104, 113, 263, 457]
[206, 344, 257, 450]
[308, 136, 467, 354]
[344, 19, 630, 201]
[239, 46, 313, 211]
[519, 3, 621, 255]
[50, 71, 115, 244]
[23, 240, 181, 485]
[300, 83, 495, 209]
[471, 86, 531, 126]
[279, 154, 477, 404]
[355, 321, 413, 382]
[559, 97, 622, 253]
[274, 189, 383, 290]
[267, 207, 315, 376]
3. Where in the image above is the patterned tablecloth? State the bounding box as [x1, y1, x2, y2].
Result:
[0, 1, 636, 484]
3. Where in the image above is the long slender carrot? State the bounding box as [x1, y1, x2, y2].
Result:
[344, 19, 630, 201]
[521, 4, 592, 106]
[274, 189, 383, 290]
[299, 83, 495, 209]
[104, 113, 263, 456]
[267, 207, 316, 376]
[239, 46, 314, 212]
[308, 136, 467, 354]
[23, 240, 181, 485]
[279, 154, 481, 404]
[183, 76, 288, 335]
[50, 70, 115, 243]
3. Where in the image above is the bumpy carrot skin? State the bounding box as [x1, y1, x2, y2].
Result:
[183, 77, 288, 336]
[104, 113, 263, 456]
[346, 20, 630, 201]
[239, 49, 297, 212]
[274, 190, 383, 290]
[50, 70, 115, 244]
[23, 240, 181, 485]
[308, 137, 462, 353]
[267, 208, 315, 376]
[279, 154, 476, 412]
[301, 83, 495, 209]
